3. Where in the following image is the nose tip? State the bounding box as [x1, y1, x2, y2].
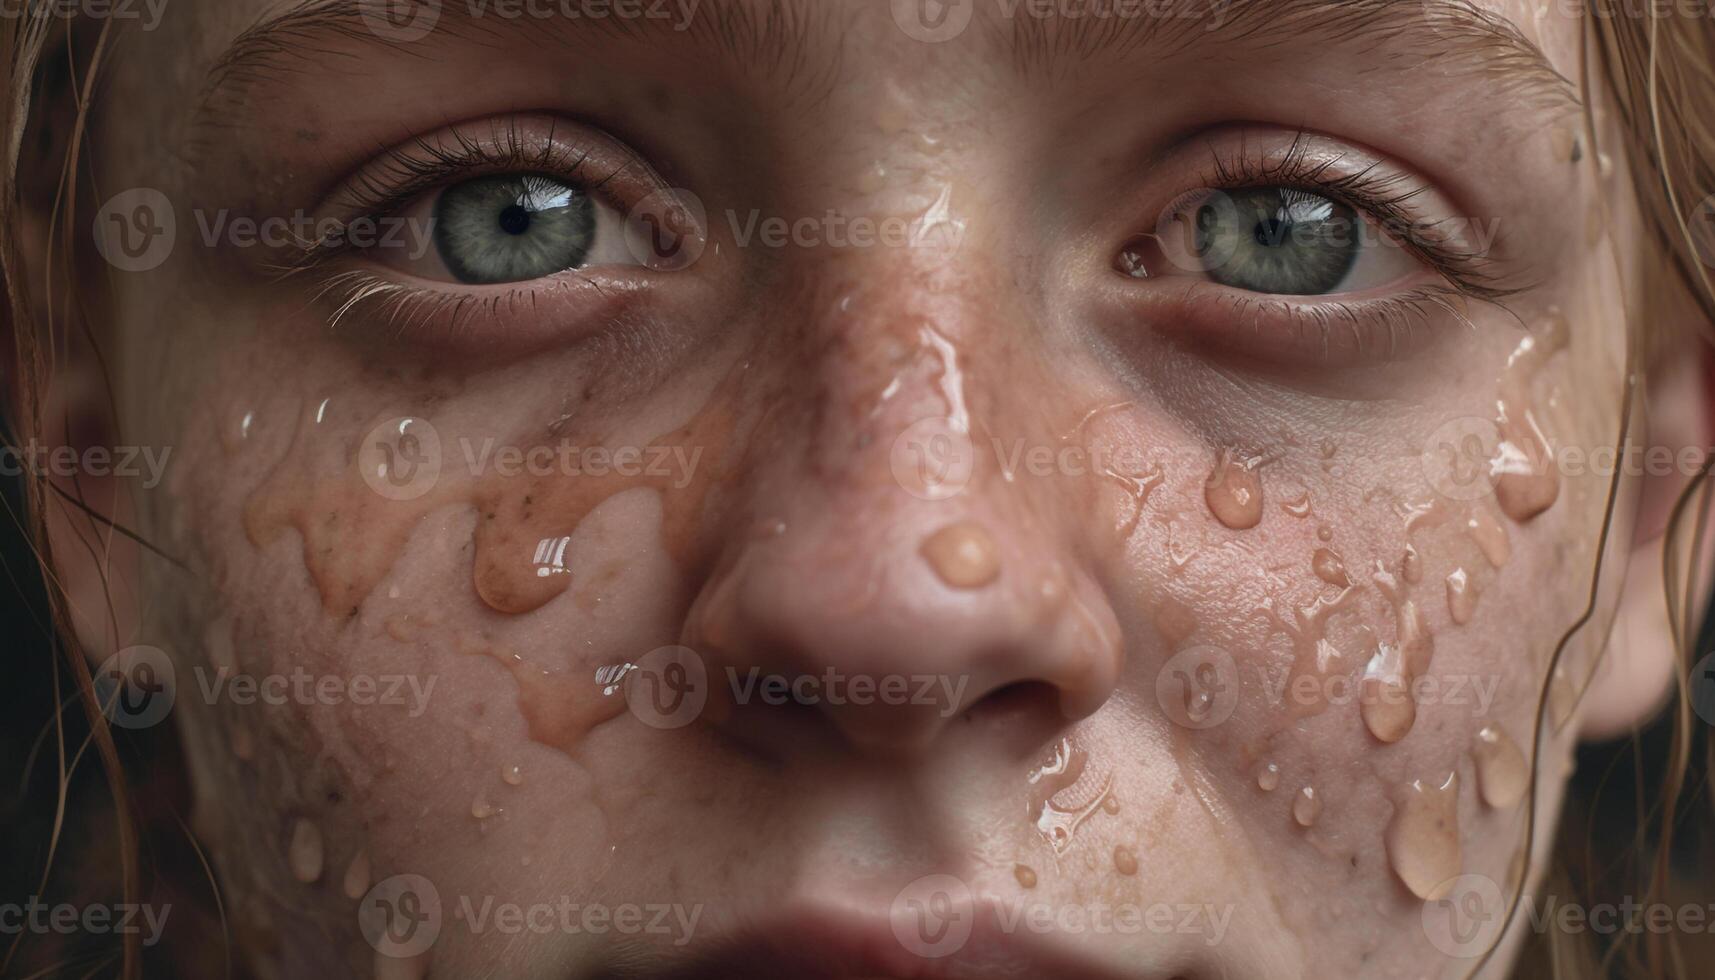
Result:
[682, 507, 1123, 756]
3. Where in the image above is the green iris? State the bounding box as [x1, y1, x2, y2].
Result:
[432, 174, 596, 284]
[1195, 187, 1360, 295]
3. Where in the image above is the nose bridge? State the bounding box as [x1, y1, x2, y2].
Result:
[680, 270, 1123, 755]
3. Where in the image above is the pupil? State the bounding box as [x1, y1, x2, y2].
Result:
[1255, 217, 1290, 248]
[498, 204, 531, 236]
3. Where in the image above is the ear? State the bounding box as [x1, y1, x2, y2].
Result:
[1580, 340, 1715, 741]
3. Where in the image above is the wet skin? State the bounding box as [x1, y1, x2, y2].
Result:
[54, 0, 1687, 977]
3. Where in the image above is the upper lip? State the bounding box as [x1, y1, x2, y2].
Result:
[611, 898, 1144, 980]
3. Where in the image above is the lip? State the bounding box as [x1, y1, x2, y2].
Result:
[608, 898, 1142, 980]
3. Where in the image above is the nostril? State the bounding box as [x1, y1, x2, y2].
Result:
[957, 679, 1064, 740]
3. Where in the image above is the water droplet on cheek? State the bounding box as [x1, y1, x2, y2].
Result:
[1361, 644, 1415, 744]
[1205, 448, 1263, 530]
[288, 819, 324, 884]
[1445, 568, 1478, 625]
[1312, 548, 1350, 588]
[919, 521, 1002, 589]
[502, 764, 524, 786]
[1014, 864, 1038, 888]
[1471, 724, 1528, 809]
[1385, 772, 1462, 901]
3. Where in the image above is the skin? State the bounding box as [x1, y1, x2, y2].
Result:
[31, 0, 1712, 977]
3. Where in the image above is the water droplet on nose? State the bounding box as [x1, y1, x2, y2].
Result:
[289, 819, 324, 883]
[920, 521, 1002, 589]
[1113, 845, 1138, 876]
[1446, 568, 1478, 625]
[1014, 864, 1038, 889]
[1293, 786, 1322, 828]
[1312, 548, 1350, 588]
[1256, 762, 1281, 792]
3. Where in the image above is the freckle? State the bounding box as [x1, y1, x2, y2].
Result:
[920, 522, 1001, 589]
[288, 819, 324, 883]
[343, 850, 371, 900]
[1205, 447, 1263, 530]
[502, 764, 524, 786]
[1256, 761, 1281, 792]
[1102, 796, 1121, 814]
[1471, 724, 1528, 809]
[1312, 548, 1350, 588]
[1113, 845, 1138, 876]
[1014, 863, 1038, 888]
[1293, 786, 1322, 828]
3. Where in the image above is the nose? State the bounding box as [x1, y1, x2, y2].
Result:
[680, 286, 1122, 757]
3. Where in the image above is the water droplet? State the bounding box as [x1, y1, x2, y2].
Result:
[1101, 796, 1121, 815]
[289, 819, 324, 884]
[1362, 644, 1416, 743]
[1014, 863, 1038, 889]
[1312, 548, 1350, 588]
[1471, 724, 1527, 809]
[920, 522, 1002, 589]
[1446, 568, 1477, 625]
[1385, 772, 1462, 901]
[472, 796, 501, 820]
[1293, 786, 1322, 828]
[1206, 448, 1264, 529]
[1113, 845, 1138, 876]
[501, 764, 524, 786]
[343, 850, 371, 900]
[1465, 506, 1512, 568]
[1257, 762, 1281, 792]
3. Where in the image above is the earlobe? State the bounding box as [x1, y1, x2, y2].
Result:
[1580, 346, 1715, 741]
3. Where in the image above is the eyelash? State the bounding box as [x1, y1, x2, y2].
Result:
[1180, 133, 1520, 302]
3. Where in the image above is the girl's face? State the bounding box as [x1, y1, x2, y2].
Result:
[71, 0, 1678, 976]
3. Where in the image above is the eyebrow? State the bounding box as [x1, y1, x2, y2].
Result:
[1007, 0, 1576, 109]
[197, 0, 1577, 124]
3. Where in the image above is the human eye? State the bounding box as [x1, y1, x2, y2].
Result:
[1110, 130, 1514, 366]
[291, 114, 707, 351]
